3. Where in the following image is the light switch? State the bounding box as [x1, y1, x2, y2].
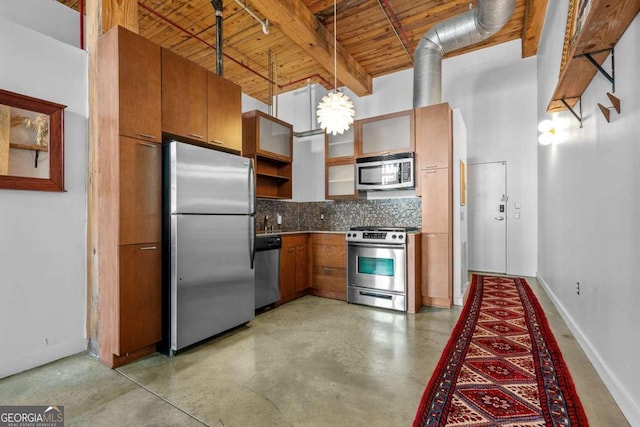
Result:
[515, 212, 521, 219]
[514, 201, 521, 209]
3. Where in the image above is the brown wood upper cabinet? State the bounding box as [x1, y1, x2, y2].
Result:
[415, 103, 452, 170]
[101, 26, 161, 143]
[161, 49, 208, 142]
[356, 110, 414, 158]
[161, 50, 242, 152]
[207, 73, 242, 153]
[325, 127, 356, 200]
[243, 110, 293, 199]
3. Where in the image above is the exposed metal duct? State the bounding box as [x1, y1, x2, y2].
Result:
[413, 0, 515, 108]
[210, 0, 224, 76]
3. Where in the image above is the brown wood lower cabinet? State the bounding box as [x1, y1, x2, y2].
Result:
[421, 233, 452, 307]
[311, 233, 347, 301]
[406, 233, 422, 314]
[279, 234, 310, 304]
[117, 243, 162, 355]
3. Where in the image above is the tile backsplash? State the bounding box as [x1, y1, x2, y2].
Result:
[256, 198, 421, 232]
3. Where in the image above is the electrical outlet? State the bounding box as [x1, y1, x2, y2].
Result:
[576, 282, 580, 295]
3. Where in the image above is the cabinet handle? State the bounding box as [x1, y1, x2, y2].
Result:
[189, 133, 205, 139]
[425, 170, 437, 174]
[288, 248, 295, 253]
[210, 139, 225, 145]
[140, 246, 157, 250]
[423, 165, 437, 169]
[323, 267, 333, 274]
[137, 142, 157, 148]
[136, 133, 157, 140]
[381, 151, 391, 155]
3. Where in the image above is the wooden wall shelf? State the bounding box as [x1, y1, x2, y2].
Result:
[10, 142, 49, 152]
[547, 0, 639, 113]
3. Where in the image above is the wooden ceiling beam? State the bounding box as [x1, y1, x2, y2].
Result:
[246, 0, 372, 96]
[521, 0, 549, 57]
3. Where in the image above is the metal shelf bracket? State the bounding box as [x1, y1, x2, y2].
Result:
[581, 48, 615, 93]
[561, 97, 583, 128]
[597, 92, 621, 123]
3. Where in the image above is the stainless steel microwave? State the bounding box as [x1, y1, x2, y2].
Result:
[355, 152, 414, 191]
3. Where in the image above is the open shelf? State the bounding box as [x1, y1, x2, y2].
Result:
[547, 0, 639, 112]
[256, 152, 291, 164]
[256, 171, 291, 182]
[10, 142, 49, 152]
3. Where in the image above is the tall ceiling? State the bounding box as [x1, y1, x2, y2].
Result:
[58, 0, 548, 104]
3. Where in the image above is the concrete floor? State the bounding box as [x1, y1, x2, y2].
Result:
[0, 276, 629, 426]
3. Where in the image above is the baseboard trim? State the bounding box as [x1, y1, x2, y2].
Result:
[0, 339, 87, 379]
[537, 273, 640, 426]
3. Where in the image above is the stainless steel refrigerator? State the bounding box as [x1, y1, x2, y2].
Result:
[163, 140, 255, 353]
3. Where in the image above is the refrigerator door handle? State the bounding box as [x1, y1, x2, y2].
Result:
[250, 215, 256, 269]
[248, 159, 256, 215]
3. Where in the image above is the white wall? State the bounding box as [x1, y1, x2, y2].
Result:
[0, 9, 88, 378]
[442, 40, 538, 277]
[276, 86, 326, 202]
[0, 0, 81, 48]
[537, 1, 640, 423]
[452, 110, 468, 305]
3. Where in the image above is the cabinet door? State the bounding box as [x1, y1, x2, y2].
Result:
[421, 233, 451, 306]
[357, 110, 414, 157]
[280, 245, 297, 299]
[295, 244, 309, 292]
[415, 103, 452, 170]
[161, 49, 208, 142]
[208, 73, 242, 152]
[258, 115, 292, 160]
[326, 126, 354, 160]
[119, 136, 162, 245]
[326, 161, 356, 199]
[421, 168, 451, 234]
[118, 243, 162, 355]
[117, 28, 161, 143]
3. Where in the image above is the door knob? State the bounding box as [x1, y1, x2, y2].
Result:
[494, 216, 505, 221]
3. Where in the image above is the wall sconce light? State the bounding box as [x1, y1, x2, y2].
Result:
[597, 92, 621, 123]
[537, 119, 556, 145]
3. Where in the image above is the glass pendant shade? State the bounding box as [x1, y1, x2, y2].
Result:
[317, 91, 355, 135]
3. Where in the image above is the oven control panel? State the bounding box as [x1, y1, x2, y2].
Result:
[346, 230, 406, 245]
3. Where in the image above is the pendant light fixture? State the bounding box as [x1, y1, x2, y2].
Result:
[316, 0, 355, 135]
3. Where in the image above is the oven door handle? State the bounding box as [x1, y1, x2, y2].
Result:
[348, 242, 405, 250]
[358, 291, 393, 300]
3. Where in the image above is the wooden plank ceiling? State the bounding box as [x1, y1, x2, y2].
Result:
[58, 0, 547, 104]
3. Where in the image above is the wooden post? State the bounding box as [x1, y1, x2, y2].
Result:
[85, 0, 138, 356]
[0, 105, 9, 175]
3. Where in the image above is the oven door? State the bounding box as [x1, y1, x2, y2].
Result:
[347, 242, 406, 293]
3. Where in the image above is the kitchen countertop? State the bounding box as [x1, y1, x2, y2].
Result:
[256, 229, 421, 236]
[256, 230, 347, 236]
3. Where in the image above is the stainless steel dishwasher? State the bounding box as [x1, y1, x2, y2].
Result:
[254, 234, 282, 309]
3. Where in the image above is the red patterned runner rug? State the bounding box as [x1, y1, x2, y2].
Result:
[413, 275, 589, 426]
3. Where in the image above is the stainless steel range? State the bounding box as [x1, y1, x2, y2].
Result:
[346, 226, 415, 312]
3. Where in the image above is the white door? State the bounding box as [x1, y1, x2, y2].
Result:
[468, 161, 507, 273]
